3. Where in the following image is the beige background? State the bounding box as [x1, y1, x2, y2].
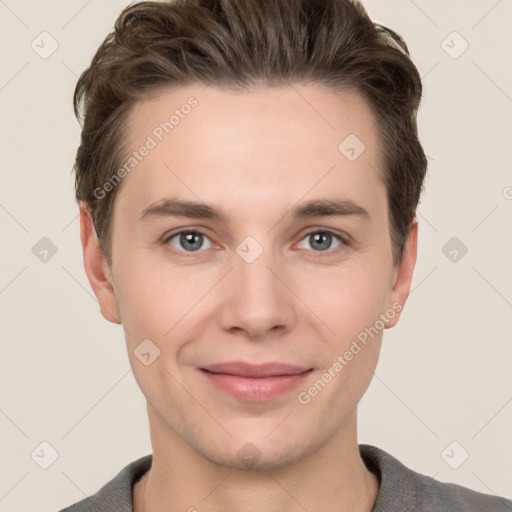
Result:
[0, 1, 511, 510]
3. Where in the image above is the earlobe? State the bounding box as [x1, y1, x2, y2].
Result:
[79, 203, 122, 325]
[384, 219, 418, 329]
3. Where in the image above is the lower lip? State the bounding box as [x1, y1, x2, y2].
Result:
[200, 369, 312, 402]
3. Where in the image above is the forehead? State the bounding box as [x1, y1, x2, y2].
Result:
[115, 82, 385, 223]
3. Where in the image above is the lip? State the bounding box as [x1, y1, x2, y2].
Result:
[199, 361, 313, 402]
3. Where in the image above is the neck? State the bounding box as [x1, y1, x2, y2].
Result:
[134, 407, 379, 512]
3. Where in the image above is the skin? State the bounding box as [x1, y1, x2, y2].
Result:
[80, 82, 418, 512]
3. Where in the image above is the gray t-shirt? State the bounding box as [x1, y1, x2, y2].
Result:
[58, 444, 512, 511]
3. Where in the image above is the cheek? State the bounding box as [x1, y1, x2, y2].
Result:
[294, 266, 387, 411]
[296, 259, 391, 343]
[114, 257, 206, 399]
[114, 254, 219, 344]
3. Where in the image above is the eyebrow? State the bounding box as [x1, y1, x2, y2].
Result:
[139, 197, 370, 223]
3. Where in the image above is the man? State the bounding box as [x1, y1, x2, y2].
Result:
[60, 0, 512, 510]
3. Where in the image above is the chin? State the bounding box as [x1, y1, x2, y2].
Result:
[195, 432, 319, 471]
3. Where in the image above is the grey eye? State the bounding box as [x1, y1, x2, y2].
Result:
[168, 231, 213, 252]
[299, 232, 342, 252]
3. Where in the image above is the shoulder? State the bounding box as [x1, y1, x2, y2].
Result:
[359, 444, 512, 512]
[56, 454, 152, 512]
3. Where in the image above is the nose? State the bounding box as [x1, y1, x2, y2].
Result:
[217, 242, 298, 340]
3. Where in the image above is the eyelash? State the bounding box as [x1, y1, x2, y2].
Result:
[162, 228, 349, 258]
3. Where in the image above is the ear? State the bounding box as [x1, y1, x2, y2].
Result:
[79, 203, 122, 324]
[384, 219, 418, 329]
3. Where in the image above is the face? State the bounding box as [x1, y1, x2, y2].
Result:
[81, 82, 417, 469]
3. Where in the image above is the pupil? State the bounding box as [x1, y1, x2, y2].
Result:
[311, 232, 331, 251]
[181, 232, 202, 251]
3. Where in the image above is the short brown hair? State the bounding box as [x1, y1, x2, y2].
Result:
[73, 0, 428, 266]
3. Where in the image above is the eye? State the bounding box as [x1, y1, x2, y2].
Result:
[165, 230, 214, 253]
[297, 230, 345, 254]
[163, 228, 347, 256]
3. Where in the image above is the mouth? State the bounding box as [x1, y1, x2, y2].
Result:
[199, 362, 313, 402]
